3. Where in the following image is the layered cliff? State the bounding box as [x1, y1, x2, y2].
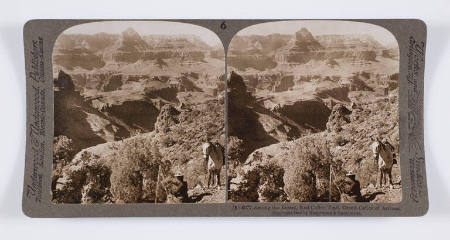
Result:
[228, 28, 393, 71]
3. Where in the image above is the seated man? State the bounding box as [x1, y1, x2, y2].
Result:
[340, 172, 363, 202]
[167, 171, 189, 203]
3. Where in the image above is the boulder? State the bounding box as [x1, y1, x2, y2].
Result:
[326, 104, 352, 133]
[154, 104, 180, 133]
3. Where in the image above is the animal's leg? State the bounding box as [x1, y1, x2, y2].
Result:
[207, 170, 212, 188]
[379, 171, 383, 187]
[217, 171, 221, 190]
[388, 171, 393, 186]
[378, 170, 382, 187]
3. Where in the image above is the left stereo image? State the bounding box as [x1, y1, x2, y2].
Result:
[51, 21, 227, 204]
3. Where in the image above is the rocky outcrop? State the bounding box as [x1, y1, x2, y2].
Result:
[238, 73, 294, 92]
[287, 28, 389, 64]
[154, 104, 180, 133]
[228, 34, 292, 55]
[326, 104, 352, 133]
[111, 28, 208, 63]
[53, 48, 105, 71]
[54, 28, 212, 69]
[112, 28, 149, 63]
[118, 28, 149, 52]
[273, 75, 294, 92]
[228, 71, 254, 105]
[54, 71, 120, 152]
[229, 28, 386, 68]
[53, 70, 75, 91]
[227, 55, 277, 71]
[277, 98, 332, 131]
[382, 48, 400, 60]
[227, 34, 291, 71]
[275, 28, 324, 64]
[315, 86, 350, 102]
[350, 75, 374, 91]
[144, 86, 179, 103]
[293, 28, 324, 52]
[315, 34, 384, 50]
[103, 74, 123, 92]
[228, 72, 303, 163]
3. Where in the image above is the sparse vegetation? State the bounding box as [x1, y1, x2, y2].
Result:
[53, 135, 75, 164]
[110, 137, 173, 203]
[284, 138, 334, 202]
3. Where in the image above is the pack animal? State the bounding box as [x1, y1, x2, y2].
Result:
[202, 142, 225, 189]
[371, 140, 396, 187]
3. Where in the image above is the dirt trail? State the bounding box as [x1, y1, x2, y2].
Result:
[361, 184, 402, 203]
[189, 186, 226, 203]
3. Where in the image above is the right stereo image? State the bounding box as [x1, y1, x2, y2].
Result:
[226, 20, 401, 203]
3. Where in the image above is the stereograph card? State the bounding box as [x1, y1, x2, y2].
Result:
[22, 19, 428, 217]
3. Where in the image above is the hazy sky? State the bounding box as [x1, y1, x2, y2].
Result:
[63, 21, 222, 47]
[237, 20, 398, 47]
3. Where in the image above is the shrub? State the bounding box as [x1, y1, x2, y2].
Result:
[184, 159, 208, 188]
[110, 138, 173, 203]
[53, 135, 75, 164]
[52, 135, 76, 198]
[256, 162, 287, 202]
[227, 136, 246, 164]
[80, 164, 112, 203]
[284, 138, 334, 202]
[285, 168, 317, 202]
[229, 169, 260, 202]
[229, 161, 287, 202]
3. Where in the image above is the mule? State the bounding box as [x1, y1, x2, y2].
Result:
[202, 142, 225, 189]
[371, 140, 396, 187]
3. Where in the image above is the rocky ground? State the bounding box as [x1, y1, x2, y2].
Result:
[227, 70, 400, 203]
[52, 94, 226, 204]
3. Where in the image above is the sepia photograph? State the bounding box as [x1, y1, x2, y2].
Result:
[51, 21, 226, 204]
[227, 20, 401, 203]
[3, 0, 447, 236]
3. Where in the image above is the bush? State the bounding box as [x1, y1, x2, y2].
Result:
[227, 136, 246, 164]
[53, 135, 75, 164]
[285, 167, 317, 202]
[80, 164, 112, 203]
[229, 161, 286, 202]
[284, 138, 335, 202]
[52, 135, 76, 199]
[184, 159, 208, 188]
[110, 138, 173, 203]
[256, 162, 287, 202]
